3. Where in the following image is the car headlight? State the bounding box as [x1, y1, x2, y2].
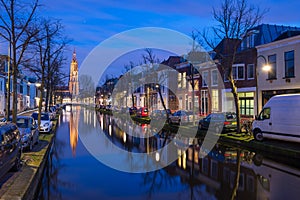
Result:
[44, 123, 49, 127]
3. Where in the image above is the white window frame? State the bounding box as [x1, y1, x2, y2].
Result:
[232, 64, 245, 80]
[202, 71, 208, 87]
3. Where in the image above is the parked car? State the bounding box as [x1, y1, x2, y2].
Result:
[136, 107, 149, 117]
[168, 110, 197, 125]
[150, 109, 172, 120]
[198, 112, 237, 133]
[129, 107, 137, 115]
[16, 116, 39, 151]
[2, 116, 40, 151]
[31, 112, 53, 134]
[0, 122, 22, 178]
[48, 106, 57, 120]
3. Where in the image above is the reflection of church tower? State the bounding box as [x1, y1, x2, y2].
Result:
[69, 49, 79, 98]
[69, 106, 80, 156]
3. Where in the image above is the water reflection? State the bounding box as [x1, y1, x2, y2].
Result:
[69, 106, 80, 156]
[38, 106, 300, 200]
[100, 112, 300, 200]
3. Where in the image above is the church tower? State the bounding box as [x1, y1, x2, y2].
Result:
[69, 49, 79, 98]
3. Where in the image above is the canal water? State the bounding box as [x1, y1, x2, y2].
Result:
[37, 105, 300, 200]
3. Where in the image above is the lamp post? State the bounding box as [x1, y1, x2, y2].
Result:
[256, 55, 271, 116]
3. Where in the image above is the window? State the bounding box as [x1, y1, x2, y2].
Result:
[246, 34, 255, 48]
[258, 107, 271, 120]
[247, 64, 254, 79]
[185, 94, 188, 110]
[177, 73, 182, 88]
[268, 54, 277, 79]
[241, 33, 256, 50]
[194, 80, 199, 91]
[239, 92, 254, 116]
[212, 89, 219, 112]
[202, 71, 208, 87]
[211, 69, 218, 86]
[232, 64, 245, 80]
[202, 158, 209, 175]
[211, 160, 218, 179]
[284, 50, 294, 78]
[182, 72, 186, 89]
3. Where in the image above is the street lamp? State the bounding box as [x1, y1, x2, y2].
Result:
[256, 55, 270, 116]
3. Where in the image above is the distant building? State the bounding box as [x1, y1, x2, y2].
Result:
[69, 50, 79, 99]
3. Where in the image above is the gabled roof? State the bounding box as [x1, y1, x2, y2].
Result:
[244, 24, 300, 46]
[212, 38, 241, 59]
[160, 56, 183, 69]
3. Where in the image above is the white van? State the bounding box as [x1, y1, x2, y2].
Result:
[252, 94, 300, 142]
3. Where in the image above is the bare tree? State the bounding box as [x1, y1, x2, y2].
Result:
[199, 0, 267, 133]
[0, 0, 40, 122]
[142, 48, 171, 121]
[27, 18, 68, 127]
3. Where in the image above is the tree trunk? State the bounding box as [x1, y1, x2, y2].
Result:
[230, 149, 242, 200]
[12, 48, 18, 123]
[157, 87, 169, 122]
[230, 79, 241, 134]
[38, 71, 45, 128]
[131, 93, 135, 107]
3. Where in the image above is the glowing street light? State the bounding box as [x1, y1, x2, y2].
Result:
[256, 55, 271, 115]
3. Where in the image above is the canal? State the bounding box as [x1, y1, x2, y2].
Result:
[37, 105, 300, 200]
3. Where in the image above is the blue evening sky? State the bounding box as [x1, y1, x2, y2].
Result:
[5, 0, 300, 80]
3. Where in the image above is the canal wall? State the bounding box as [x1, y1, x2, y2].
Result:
[0, 114, 58, 200]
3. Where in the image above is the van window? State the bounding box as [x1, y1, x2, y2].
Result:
[258, 107, 271, 120]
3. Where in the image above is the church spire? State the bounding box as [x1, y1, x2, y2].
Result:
[69, 48, 79, 98]
[72, 48, 77, 62]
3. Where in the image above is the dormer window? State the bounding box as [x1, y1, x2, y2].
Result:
[241, 30, 259, 50]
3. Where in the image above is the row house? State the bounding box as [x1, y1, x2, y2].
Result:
[0, 54, 40, 116]
[256, 31, 300, 112]
[97, 24, 300, 118]
[213, 24, 300, 118]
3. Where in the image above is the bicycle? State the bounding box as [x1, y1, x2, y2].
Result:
[241, 119, 253, 136]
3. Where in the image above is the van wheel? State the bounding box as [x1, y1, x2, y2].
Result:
[253, 129, 263, 141]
